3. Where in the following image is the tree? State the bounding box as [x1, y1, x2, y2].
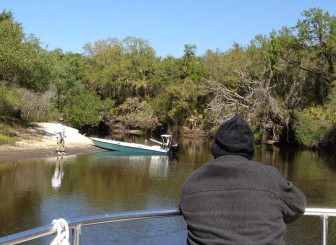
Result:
[61, 82, 114, 128]
[160, 79, 204, 126]
[0, 11, 53, 92]
[152, 55, 183, 87]
[296, 8, 336, 105]
[0, 10, 13, 21]
[50, 50, 85, 112]
[0, 11, 53, 118]
[181, 44, 207, 82]
[113, 97, 159, 132]
[83, 36, 157, 104]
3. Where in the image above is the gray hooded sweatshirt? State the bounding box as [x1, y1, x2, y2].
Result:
[179, 155, 306, 245]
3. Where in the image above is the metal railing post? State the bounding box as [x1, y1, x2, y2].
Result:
[321, 214, 328, 245]
[72, 224, 81, 245]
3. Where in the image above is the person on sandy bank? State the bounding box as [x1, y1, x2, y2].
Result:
[55, 117, 66, 154]
[179, 114, 306, 245]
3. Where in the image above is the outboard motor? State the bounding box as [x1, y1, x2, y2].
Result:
[170, 143, 179, 153]
[160, 135, 180, 153]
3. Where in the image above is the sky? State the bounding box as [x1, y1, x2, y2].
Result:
[1, 0, 335, 58]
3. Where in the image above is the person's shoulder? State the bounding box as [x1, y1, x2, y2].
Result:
[256, 160, 278, 170]
[248, 159, 281, 177]
[189, 161, 212, 173]
[183, 161, 214, 180]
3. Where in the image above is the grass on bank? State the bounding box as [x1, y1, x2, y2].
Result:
[0, 134, 16, 145]
[0, 116, 36, 146]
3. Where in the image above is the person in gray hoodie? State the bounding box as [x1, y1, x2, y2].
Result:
[179, 114, 306, 245]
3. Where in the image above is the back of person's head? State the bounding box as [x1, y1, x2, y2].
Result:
[211, 114, 255, 160]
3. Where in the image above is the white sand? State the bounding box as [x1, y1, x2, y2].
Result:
[1, 122, 93, 151]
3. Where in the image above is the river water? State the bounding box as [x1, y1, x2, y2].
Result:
[0, 138, 336, 244]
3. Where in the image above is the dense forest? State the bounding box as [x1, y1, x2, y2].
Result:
[0, 8, 335, 151]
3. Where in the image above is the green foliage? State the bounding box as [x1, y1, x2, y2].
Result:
[0, 13, 53, 92]
[294, 109, 330, 148]
[295, 8, 336, 105]
[0, 10, 13, 22]
[61, 83, 114, 128]
[302, 106, 325, 120]
[152, 55, 182, 86]
[325, 81, 336, 122]
[162, 79, 202, 125]
[0, 116, 29, 145]
[182, 44, 207, 82]
[50, 51, 85, 111]
[0, 134, 15, 145]
[293, 85, 336, 148]
[83, 36, 157, 104]
[319, 124, 336, 151]
[0, 83, 22, 116]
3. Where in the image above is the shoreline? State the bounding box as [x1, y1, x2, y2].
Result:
[0, 144, 105, 162]
[0, 122, 105, 161]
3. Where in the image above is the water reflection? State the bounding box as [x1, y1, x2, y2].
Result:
[90, 151, 178, 178]
[1, 140, 336, 244]
[51, 156, 64, 190]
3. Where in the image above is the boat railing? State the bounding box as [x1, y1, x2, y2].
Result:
[0, 207, 335, 245]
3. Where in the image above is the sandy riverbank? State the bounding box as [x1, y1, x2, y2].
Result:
[0, 122, 104, 161]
